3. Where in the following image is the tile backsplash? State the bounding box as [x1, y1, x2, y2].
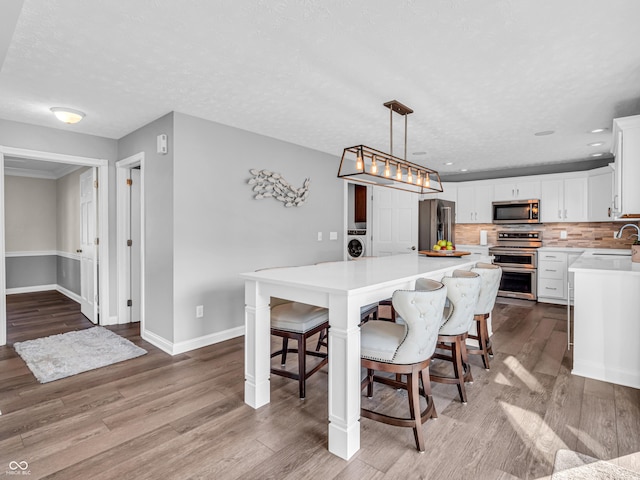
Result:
[456, 222, 640, 249]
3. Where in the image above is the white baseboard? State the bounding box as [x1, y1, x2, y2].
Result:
[56, 285, 82, 304]
[142, 326, 245, 356]
[6, 284, 57, 295]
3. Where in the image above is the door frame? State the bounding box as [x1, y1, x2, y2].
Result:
[116, 152, 145, 329]
[0, 145, 110, 346]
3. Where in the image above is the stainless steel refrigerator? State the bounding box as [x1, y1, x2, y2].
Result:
[418, 199, 456, 250]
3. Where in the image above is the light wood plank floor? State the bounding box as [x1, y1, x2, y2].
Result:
[1, 291, 639, 479]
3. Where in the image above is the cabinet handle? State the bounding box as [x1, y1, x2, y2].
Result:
[516, 188, 520, 197]
[475, 212, 478, 221]
[546, 255, 557, 258]
[558, 210, 562, 219]
[545, 269, 557, 272]
[512, 188, 515, 197]
[546, 287, 557, 290]
[564, 209, 567, 219]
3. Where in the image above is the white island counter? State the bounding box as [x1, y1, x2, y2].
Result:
[568, 250, 640, 388]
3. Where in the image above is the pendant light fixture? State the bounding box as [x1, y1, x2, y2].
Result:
[337, 100, 442, 194]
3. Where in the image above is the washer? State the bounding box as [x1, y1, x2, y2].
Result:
[347, 229, 367, 259]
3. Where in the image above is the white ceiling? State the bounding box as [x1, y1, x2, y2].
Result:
[1, 0, 640, 179]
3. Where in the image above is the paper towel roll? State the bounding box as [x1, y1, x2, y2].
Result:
[480, 230, 488, 246]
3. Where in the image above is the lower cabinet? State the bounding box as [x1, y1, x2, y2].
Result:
[537, 249, 584, 304]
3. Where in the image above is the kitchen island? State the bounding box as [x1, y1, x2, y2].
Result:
[568, 250, 640, 389]
[241, 254, 478, 460]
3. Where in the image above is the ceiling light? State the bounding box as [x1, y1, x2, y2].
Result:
[460, 168, 468, 172]
[444, 162, 454, 166]
[590, 128, 606, 133]
[50, 107, 85, 124]
[591, 153, 604, 157]
[534, 130, 555, 136]
[338, 100, 442, 194]
[588, 142, 604, 147]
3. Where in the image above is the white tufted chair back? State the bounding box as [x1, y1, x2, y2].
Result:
[438, 271, 481, 336]
[471, 263, 502, 315]
[391, 280, 447, 364]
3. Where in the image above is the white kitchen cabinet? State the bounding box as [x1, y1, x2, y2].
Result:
[540, 177, 587, 223]
[493, 180, 540, 201]
[457, 184, 493, 223]
[435, 182, 457, 203]
[587, 167, 614, 221]
[611, 115, 640, 219]
[537, 250, 568, 302]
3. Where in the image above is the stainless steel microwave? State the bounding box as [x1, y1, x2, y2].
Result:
[492, 199, 540, 224]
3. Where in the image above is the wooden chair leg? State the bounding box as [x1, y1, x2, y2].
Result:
[420, 367, 437, 420]
[281, 337, 289, 365]
[407, 369, 425, 452]
[297, 334, 306, 399]
[366, 368, 374, 397]
[315, 329, 326, 352]
[452, 338, 467, 404]
[479, 318, 491, 369]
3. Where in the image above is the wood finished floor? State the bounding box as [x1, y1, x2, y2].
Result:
[1, 291, 639, 479]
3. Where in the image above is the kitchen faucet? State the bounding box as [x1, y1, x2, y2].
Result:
[615, 223, 640, 240]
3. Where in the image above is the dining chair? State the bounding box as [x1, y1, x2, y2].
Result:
[426, 271, 481, 404]
[466, 263, 502, 369]
[360, 279, 448, 452]
[270, 300, 329, 399]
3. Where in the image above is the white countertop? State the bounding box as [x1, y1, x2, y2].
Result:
[568, 249, 640, 275]
[538, 246, 587, 253]
[241, 254, 478, 295]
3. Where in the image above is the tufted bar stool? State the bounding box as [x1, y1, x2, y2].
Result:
[426, 271, 481, 404]
[360, 279, 448, 452]
[467, 263, 502, 369]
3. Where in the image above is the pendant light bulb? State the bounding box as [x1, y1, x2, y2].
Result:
[384, 160, 391, 177]
[425, 173, 430, 188]
[370, 156, 378, 175]
[417, 171, 422, 186]
[356, 151, 363, 171]
[395, 165, 402, 180]
[407, 168, 413, 183]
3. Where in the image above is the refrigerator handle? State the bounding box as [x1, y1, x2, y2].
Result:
[443, 206, 452, 241]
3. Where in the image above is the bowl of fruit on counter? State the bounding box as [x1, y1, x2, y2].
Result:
[419, 240, 471, 257]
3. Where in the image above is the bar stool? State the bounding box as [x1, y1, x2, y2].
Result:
[427, 271, 481, 404]
[360, 279, 448, 452]
[467, 263, 502, 369]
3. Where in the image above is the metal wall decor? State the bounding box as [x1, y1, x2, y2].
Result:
[248, 169, 310, 207]
[337, 100, 443, 195]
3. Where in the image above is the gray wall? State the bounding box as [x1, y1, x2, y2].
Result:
[118, 112, 175, 342]
[0, 119, 118, 312]
[57, 256, 81, 294]
[172, 113, 343, 343]
[5, 256, 57, 288]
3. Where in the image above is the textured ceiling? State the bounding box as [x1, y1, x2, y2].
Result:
[1, 0, 640, 177]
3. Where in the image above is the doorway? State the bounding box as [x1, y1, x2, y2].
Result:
[0, 145, 110, 346]
[116, 153, 145, 330]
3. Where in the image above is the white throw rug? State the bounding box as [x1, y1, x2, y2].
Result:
[552, 449, 640, 479]
[14, 327, 147, 383]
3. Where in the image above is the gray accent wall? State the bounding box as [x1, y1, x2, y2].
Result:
[57, 255, 81, 294]
[6, 255, 57, 288]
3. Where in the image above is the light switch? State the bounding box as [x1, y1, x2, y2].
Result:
[329, 231, 338, 240]
[317, 232, 323, 241]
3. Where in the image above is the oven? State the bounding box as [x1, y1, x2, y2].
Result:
[489, 231, 541, 301]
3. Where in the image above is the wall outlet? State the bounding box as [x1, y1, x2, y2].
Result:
[329, 231, 338, 240]
[317, 232, 323, 241]
[560, 230, 567, 239]
[196, 305, 204, 318]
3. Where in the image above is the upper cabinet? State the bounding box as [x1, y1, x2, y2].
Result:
[493, 180, 540, 201]
[611, 115, 640, 219]
[540, 177, 588, 223]
[588, 166, 614, 222]
[435, 182, 457, 203]
[457, 184, 493, 223]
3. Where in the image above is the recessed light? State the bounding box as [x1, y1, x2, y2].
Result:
[590, 128, 606, 133]
[534, 130, 555, 136]
[444, 162, 454, 166]
[591, 153, 604, 157]
[460, 168, 468, 172]
[50, 107, 85, 124]
[588, 142, 604, 147]
[412, 151, 426, 156]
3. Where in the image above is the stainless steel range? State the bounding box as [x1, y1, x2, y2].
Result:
[489, 231, 542, 301]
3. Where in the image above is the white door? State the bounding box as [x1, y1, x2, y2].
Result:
[130, 168, 142, 322]
[80, 169, 98, 323]
[372, 186, 418, 256]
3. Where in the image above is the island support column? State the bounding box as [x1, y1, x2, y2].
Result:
[244, 279, 271, 408]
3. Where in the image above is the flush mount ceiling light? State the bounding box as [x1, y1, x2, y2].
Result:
[591, 153, 604, 157]
[588, 141, 605, 147]
[534, 130, 555, 136]
[590, 128, 607, 133]
[337, 100, 442, 194]
[50, 107, 85, 124]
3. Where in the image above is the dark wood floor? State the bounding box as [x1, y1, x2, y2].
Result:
[0, 291, 639, 479]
